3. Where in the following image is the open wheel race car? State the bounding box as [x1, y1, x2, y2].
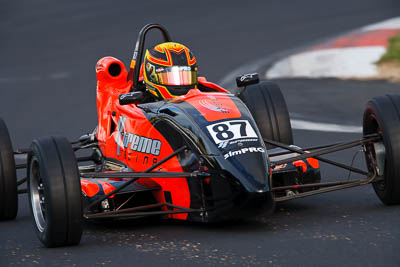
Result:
[1, 24, 399, 247]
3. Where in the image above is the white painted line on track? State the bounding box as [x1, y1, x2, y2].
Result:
[291, 119, 362, 133]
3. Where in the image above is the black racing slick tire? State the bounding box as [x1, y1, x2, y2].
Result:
[27, 136, 83, 247]
[238, 81, 293, 147]
[0, 118, 18, 220]
[363, 95, 400, 205]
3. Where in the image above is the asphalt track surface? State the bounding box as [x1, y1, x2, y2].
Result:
[1, 1, 400, 266]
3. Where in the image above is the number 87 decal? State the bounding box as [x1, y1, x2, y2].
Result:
[206, 120, 258, 144]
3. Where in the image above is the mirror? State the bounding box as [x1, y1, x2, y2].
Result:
[236, 73, 260, 87]
[119, 92, 144, 105]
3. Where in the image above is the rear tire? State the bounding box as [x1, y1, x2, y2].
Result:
[363, 94, 400, 205]
[28, 136, 83, 247]
[0, 118, 17, 221]
[238, 81, 293, 147]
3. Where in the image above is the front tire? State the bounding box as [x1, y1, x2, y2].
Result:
[238, 81, 293, 147]
[28, 136, 83, 247]
[363, 94, 400, 205]
[0, 118, 18, 220]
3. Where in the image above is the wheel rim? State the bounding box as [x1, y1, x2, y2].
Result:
[366, 113, 386, 191]
[29, 157, 46, 232]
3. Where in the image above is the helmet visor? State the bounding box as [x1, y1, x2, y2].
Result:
[153, 66, 197, 86]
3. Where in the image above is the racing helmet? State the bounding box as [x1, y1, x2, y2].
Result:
[143, 42, 198, 99]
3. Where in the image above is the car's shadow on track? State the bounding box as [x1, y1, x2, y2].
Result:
[81, 201, 316, 232]
[80, 192, 393, 247]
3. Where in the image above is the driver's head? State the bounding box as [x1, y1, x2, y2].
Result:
[143, 42, 198, 100]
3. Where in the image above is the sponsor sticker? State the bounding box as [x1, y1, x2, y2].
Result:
[224, 147, 265, 159]
[115, 116, 162, 157]
[217, 138, 258, 149]
[198, 97, 229, 113]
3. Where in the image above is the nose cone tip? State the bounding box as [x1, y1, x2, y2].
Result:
[239, 191, 275, 217]
[207, 190, 275, 222]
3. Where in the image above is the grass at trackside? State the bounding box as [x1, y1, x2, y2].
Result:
[378, 32, 400, 63]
